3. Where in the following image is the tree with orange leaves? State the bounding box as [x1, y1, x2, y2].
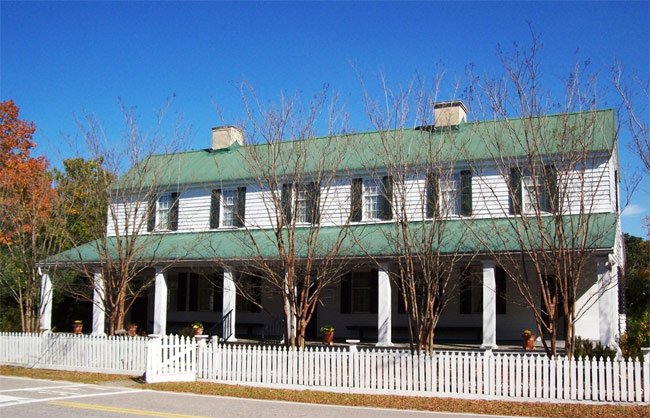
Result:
[0, 100, 62, 332]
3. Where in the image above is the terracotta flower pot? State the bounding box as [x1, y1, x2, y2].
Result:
[193, 327, 204, 336]
[72, 320, 83, 335]
[523, 335, 535, 350]
[322, 331, 334, 345]
[127, 324, 138, 337]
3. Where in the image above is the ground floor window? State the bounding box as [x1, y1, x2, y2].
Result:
[340, 270, 378, 314]
[169, 272, 221, 312]
[236, 273, 262, 313]
[460, 266, 482, 314]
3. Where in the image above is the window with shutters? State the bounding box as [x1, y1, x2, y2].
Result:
[511, 165, 556, 215]
[211, 187, 246, 229]
[281, 182, 319, 225]
[352, 271, 372, 313]
[426, 170, 471, 218]
[172, 272, 216, 312]
[151, 193, 179, 231]
[459, 266, 482, 314]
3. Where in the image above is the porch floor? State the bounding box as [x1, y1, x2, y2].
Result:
[220, 338, 564, 354]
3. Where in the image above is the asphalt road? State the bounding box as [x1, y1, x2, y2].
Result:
[0, 375, 518, 418]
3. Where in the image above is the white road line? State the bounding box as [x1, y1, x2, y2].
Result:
[0, 384, 86, 393]
[0, 388, 143, 408]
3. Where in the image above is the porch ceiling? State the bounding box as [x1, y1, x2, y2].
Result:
[43, 213, 617, 266]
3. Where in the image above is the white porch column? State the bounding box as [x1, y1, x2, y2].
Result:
[92, 271, 106, 335]
[222, 267, 237, 342]
[153, 267, 168, 335]
[376, 263, 393, 347]
[481, 260, 498, 349]
[39, 268, 53, 333]
[597, 257, 617, 346]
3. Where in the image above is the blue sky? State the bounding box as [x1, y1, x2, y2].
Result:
[1, 1, 649, 236]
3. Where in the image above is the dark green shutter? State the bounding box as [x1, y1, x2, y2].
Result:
[307, 181, 320, 224]
[177, 273, 187, 311]
[213, 273, 223, 312]
[210, 189, 221, 229]
[382, 176, 393, 220]
[544, 165, 558, 213]
[426, 171, 439, 219]
[509, 167, 522, 215]
[459, 267, 472, 314]
[351, 178, 362, 222]
[496, 267, 507, 315]
[281, 183, 292, 224]
[340, 273, 352, 313]
[237, 187, 246, 227]
[460, 170, 472, 216]
[147, 194, 157, 232]
[169, 192, 179, 231]
[188, 273, 199, 312]
[370, 269, 378, 314]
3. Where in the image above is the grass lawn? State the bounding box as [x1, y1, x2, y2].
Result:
[1, 366, 648, 418]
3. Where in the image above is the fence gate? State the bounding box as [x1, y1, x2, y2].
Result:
[145, 335, 197, 383]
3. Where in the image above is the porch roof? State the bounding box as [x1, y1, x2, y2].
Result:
[44, 213, 617, 266]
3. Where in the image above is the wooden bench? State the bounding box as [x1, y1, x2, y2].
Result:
[392, 326, 482, 342]
[346, 325, 376, 339]
[236, 322, 265, 337]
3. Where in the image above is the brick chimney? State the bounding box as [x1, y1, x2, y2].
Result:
[433, 101, 468, 128]
[211, 126, 244, 151]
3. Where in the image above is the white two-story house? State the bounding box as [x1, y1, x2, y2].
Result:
[44, 101, 624, 348]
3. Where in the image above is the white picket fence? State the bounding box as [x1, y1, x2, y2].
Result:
[145, 334, 197, 383]
[1, 332, 648, 403]
[0, 332, 147, 374]
[198, 343, 650, 403]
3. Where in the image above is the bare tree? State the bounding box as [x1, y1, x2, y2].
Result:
[211, 84, 357, 347]
[356, 75, 478, 354]
[49, 101, 192, 334]
[466, 34, 621, 357]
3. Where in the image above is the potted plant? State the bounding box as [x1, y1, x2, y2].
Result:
[72, 320, 83, 335]
[127, 323, 138, 336]
[192, 322, 204, 336]
[522, 329, 535, 350]
[321, 325, 334, 345]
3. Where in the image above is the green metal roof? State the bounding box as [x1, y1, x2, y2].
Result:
[117, 109, 616, 189]
[45, 213, 617, 265]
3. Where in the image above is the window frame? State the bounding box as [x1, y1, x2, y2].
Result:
[220, 189, 237, 227]
[362, 178, 382, 221]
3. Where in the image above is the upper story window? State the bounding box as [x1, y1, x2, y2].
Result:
[281, 182, 320, 225]
[211, 187, 246, 229]
[351, 176, 393, 222]
[509, 165, 557, 215]
[364, 179, 381, 220]
[147, 192, 179, 232]
[426, 170, 472, 218]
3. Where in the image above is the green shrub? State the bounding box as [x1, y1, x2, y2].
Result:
[573, 336, 617, 360]
[620, 312, 650, 360]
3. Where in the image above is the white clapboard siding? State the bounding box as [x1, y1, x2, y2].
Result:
[112, 154, 615, 236]
[177, 188, 211, 231]
[0, 332, 147, 374]
[244, 185, 277, 229]
[319, 179, 352, 225]
[106, 198, 147, 237]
